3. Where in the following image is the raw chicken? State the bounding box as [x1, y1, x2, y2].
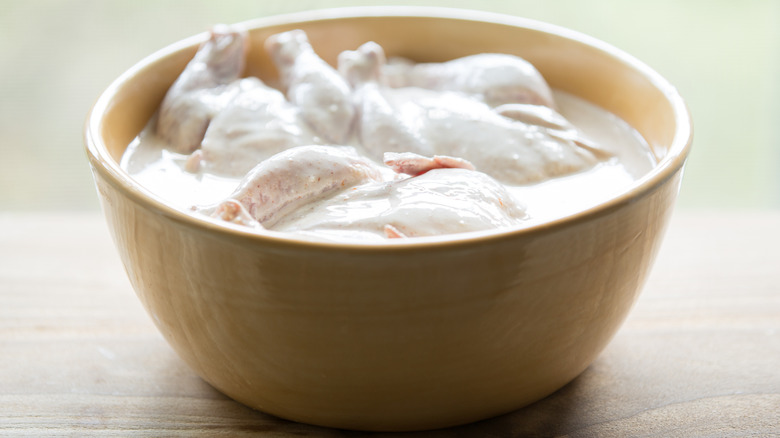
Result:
[383, 53, 555, 108]
[265, 30, 355, 144]
[494, 103, 606, 156]
[376, 168, 527, 237]
[338, 42, 432, 158]
[494, 103, 573, 130]
[407, 92, 604, 184]
[339, 42, 603, 185]
[383, 224, 407, 239]
[188, 77, 318, 177]
[157, 26, 248, 153]
[273, 167, 527, 240]
[209, 199, 262, 228]
[201, 145, 386, 227]
[383, 151, 475, 176]
[137, 27, 622, 240]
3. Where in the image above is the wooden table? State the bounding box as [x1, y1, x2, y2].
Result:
[2, 212, 778, 437]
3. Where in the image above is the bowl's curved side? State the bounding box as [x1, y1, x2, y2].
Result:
[84, 7, 692, 432]
[89, 159, 682, 431]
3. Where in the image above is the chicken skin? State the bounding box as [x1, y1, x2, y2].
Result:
[383, 53, 555, 108]
[201, 145, 385, 227]
[338, 41, 432, 159]
[157, 26, 248, 153]
[266, 30, 355, 144]
[340, 42, 603, 185]
[407, 92, 603, 184]
[189, 77, 318, 177]
[383, 151, 475, 176]
[273, 167, 527, 240]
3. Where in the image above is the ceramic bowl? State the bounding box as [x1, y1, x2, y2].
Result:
[84, 7, 692, 432]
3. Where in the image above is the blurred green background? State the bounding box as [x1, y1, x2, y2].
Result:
[1, 0, 778, 211]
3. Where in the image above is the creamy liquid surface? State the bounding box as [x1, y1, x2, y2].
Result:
[122, 90, 655, 240]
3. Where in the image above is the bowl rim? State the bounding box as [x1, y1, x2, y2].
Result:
[84, 6, 693, 253]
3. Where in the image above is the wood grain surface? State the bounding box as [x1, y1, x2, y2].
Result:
[1, 212, 778, 437]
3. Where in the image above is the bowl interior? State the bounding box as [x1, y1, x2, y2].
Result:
[92, 9, 690, 183]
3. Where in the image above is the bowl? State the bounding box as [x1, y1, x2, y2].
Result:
[84, 7, 692, 432]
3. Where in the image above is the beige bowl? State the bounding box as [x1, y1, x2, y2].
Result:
[84, 7, 692, 432]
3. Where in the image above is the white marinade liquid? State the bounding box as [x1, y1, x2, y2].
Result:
[512, 91, 655, 226]
[121, 90, 655, 240]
